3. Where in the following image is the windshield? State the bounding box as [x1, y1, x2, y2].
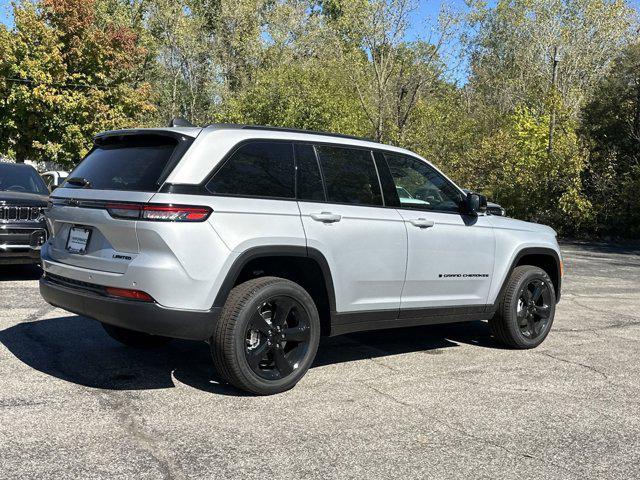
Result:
[0, 163, 49, 195]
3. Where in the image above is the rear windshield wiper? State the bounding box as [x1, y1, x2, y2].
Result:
[65, 177, 92, 188]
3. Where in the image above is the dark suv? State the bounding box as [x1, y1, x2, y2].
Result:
[0, 162, 49, 265]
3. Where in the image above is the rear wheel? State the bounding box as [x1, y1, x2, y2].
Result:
[211, 276, 320, 395]
[101, 323, 172, 348]
[489, 265, 556, 349]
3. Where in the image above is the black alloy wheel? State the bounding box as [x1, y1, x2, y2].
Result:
[516, 278, 553, 340]
[489, 265, 556, 349]
[211, 276, 321, 395]
[244, 296, 311, 380]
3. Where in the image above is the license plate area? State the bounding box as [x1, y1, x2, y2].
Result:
[66, 226, 92, 254]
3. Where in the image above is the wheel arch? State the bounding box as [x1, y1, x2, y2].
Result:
[497, 247, 562, 305]
[212, 246, 336, 335]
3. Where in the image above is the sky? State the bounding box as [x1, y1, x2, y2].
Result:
[0, 1, 11, 28]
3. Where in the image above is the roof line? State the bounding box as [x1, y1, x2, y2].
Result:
[203, 123, 374, 143]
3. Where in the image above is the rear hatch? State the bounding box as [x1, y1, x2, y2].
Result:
[46, 131, 196, 273]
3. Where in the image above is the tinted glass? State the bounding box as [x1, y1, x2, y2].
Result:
[315, 146, 382, 206]
[385, 154, 463, 212]
[0, 164, 49, 195]
[295, 144, 325, 201]
[42, 174, 54, 188]
[373, 151, 400, 207]
[207, 142, 295, 198]
[67, 136, 178, 191]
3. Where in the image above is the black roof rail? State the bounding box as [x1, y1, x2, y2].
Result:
[205, 122, 244, 130]
[241, 125, 373, 142]
[203, 123, 373, 142]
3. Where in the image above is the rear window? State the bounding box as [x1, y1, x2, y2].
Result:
[66, 135, 179, 191]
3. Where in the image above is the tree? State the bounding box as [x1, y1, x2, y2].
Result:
[145, 0, 221, 125]
[581, 42, 640, 236]
[322, 0, 457, 143]
[0, 0, 154, 166]
[474, 105, 593, 233]
[216, 57, 369, 135]
[466, 0, 636, 117]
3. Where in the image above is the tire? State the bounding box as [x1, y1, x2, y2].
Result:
[101, 323, 172, 348]
[489, 265, 556, 349]
[211, 276, 321, 395]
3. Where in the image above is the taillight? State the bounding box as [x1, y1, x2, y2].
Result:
[106, 203, 211, 222]
[106, 203, 141, 219]
[142, 205, 211, 221]
[105, 287, 154, 302]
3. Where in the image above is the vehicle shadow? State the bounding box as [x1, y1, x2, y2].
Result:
[0, 315, 499, 396]
[0, 264, 42, 281]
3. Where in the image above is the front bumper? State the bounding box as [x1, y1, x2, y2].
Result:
[0, 222, 47, 265]
[39, 274, 220, 341]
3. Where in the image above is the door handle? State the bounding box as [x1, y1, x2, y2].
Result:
[310, 212, 342, 223]
[408, 218, 435, 229]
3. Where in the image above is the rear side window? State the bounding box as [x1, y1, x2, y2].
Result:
[207, 142, 295, 199]
[295, 144, 325, 202]
[315, 146, 382, 206]
[67, 135, 179, 192]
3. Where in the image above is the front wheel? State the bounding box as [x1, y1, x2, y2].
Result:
[211, 277, 320, 395]
[489, 265, 556, 349]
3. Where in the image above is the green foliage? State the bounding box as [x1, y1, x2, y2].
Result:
[581, 42, 640, 236]
[0, 0, 639, 238]
[466, 0, 636, 116]
[215, 59, 369, 135]
[0, 0, 154, 167]
[466, 104, 592, 234]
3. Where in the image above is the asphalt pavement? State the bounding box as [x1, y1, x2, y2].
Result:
[0, 242, 638, 479]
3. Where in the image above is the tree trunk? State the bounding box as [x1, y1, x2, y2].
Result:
[634, 71, 640, 144]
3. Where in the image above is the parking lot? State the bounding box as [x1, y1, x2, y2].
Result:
[0, 242, 639, 479]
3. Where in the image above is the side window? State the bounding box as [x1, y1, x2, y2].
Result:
[373, 151, 400, 208]
[315, 146, 383, 206]
[385, 154, 463, 213]
[206, 141, 295, 198]
[295, 144, 325, 202]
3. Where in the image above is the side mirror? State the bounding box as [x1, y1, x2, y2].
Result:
[462, 192, 487, 215]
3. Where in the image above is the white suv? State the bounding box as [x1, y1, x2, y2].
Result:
[39, 123, 562, 394]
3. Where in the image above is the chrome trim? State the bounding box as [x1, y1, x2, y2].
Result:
[0, 244, 39, 250]
[0, 205, 45, 222]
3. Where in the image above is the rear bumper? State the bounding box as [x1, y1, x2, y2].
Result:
[39, 275, 220, 341]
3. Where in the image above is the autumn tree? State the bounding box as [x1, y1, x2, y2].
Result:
[0, 0, 154, 166]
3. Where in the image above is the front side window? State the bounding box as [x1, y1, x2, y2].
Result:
[315, 146, 382, 206]
[207, 141, 295, 199]
[385, 154, 463, 213]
